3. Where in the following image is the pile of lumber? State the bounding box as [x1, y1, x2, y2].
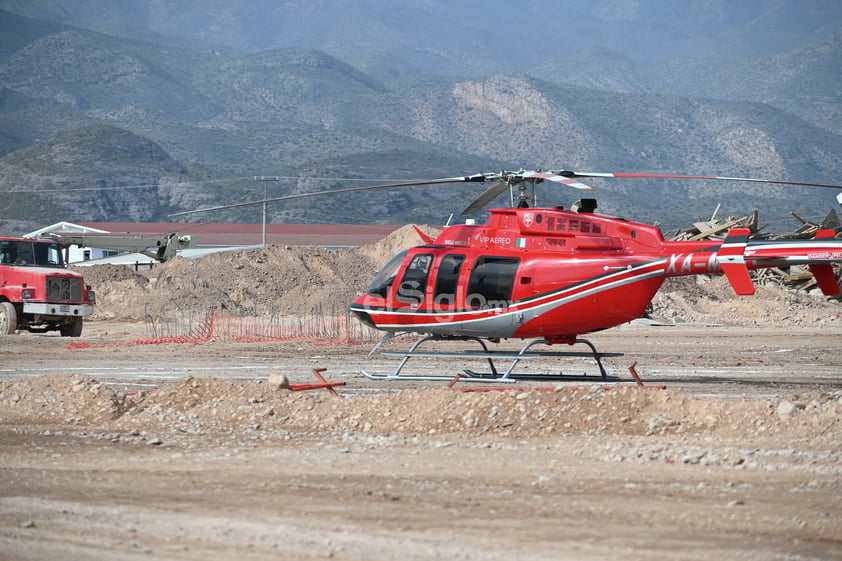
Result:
[669, 204, 764, 241]
[669, 206, 842, 295]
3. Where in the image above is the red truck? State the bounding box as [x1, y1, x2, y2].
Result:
[0, 236, 95, 336]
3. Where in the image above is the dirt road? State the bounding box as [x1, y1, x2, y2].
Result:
[1, 320, 841, 560]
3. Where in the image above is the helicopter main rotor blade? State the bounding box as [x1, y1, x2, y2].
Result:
[167, 174, 489, 218]
[557, 171, 842, 190]
[520, 171, 595, 190]
[167, 168, 842, 220]
[461, 181, 509, 216]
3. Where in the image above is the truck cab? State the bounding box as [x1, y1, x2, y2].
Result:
[0, 237, 95, 336]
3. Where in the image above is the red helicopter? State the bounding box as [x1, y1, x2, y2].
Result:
[171, 169, 842, 382]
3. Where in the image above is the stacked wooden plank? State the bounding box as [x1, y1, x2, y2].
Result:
[669, 206, 841, 295]
[668, 204, 765, 241]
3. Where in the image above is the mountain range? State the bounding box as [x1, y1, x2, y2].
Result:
[0, 2, 841, 234]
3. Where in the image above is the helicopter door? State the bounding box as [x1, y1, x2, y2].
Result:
[461, 256, 519, 334]
[394, 253, 433, 307]
[432, 254, 466, 308]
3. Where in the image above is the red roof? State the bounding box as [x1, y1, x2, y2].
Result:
[74, 222, 401, 247]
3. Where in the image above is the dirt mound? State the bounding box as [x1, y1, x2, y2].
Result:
[2, 375, 840, 450]
[76, 224, 439, 320]
[353, 224, 440, 262]
[651, 276, 842, 326]
[0, 375, 126, 426]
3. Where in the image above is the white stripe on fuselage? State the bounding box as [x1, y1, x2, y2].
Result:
[364, 258, 669, 333]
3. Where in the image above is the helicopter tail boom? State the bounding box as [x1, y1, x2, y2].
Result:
[662, 227, 842, 296]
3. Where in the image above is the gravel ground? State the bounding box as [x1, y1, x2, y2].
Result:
[1, 320, 840, 560]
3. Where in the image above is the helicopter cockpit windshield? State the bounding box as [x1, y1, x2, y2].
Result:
[367, 249, 409, 298]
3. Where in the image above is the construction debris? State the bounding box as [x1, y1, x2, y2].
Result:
[670, 206, 842, 295]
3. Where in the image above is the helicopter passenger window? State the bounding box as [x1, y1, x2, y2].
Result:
[396, 253, 433, 304]
[433, 254, 466, 306]
[467, 256, 519, 309]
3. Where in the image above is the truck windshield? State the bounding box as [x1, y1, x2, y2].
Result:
[0, 240, 65, 268]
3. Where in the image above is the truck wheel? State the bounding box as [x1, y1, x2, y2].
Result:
[60, 317, 83, 337]
[0, 302, 17, 335]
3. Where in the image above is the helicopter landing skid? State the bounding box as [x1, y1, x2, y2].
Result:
[360, 335, 622, 382]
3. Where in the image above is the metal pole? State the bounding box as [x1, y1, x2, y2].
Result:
[254, 176, 282, 247]
[262, 182, 267, 247]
